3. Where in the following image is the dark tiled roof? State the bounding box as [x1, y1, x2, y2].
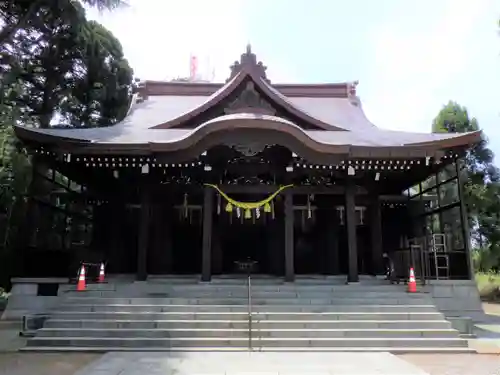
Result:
[17, 110, 480, 149]
[14, 46, 481, 153]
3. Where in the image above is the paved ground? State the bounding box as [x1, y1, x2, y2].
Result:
[0, 353, 99, 375]
[399, 354, 499, 375]
[0, 352, 498, 375]
[72, 352, 431, 375]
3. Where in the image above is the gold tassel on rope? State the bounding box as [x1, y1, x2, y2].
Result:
[183, 193, 188, 219]
[204, 183, 293, 212]
[307, 194, 312, 219]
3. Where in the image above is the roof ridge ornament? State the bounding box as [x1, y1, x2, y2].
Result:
[228, 44, 270, 82]
[347, 80, 360, 107]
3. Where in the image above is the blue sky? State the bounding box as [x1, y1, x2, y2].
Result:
[89, 0, 500, 161]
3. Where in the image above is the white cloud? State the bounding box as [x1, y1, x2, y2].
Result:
[87, 0, 248, 82]
[360, 0, 488, 132]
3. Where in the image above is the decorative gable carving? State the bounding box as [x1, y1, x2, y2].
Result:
[224, 81, 276, 115]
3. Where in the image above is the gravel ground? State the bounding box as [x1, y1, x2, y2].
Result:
[399, 354, 500, 375]
[0, 353, 99, 375]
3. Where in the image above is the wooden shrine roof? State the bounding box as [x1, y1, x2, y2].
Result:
[14, 45, 482, 158]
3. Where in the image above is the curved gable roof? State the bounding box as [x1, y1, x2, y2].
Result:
[12, 45, 483, 157]
[150, 69, 347, 132]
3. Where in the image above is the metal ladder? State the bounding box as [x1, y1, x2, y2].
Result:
[431, 234, 449, 279]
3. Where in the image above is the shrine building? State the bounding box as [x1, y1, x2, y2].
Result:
[13, 46, 481, 284]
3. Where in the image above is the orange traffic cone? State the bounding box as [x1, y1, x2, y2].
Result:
[77, 265, 86, 291]
[97, 263, 105, 283]
[407, 267, 417, 293]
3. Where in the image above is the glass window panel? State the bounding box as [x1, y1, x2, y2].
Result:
[423, 188, 439, 212]
[441, 206, 463, 250]
[423, 175, 437, 189]
[438, 164, 457, 181]
[439, 178, 459, 206]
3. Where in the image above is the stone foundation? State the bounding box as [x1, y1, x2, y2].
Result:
[1, 278, 68, 320]
[423, 279, 485, 322]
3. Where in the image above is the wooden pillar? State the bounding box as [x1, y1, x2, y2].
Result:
[201, 187, 213, 282]
[284, 191, 295, 282]
[435, 172, 445, 233]
[331, 215, 340, 275]
[324, 206, 339, 275]
[162, 205, 173, 273]
[148, 201, 173, 275]
[370, 195, 383, 275]
[136, 185, 151, 281]
[108, 200, 123, 274]
[212, 224, 223, 275]
[345, 180, 359, 282]
[456, 158, 473, 279]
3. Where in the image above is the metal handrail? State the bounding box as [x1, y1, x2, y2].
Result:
[235, 258, 256, 351]
[247, 273, 252, 351]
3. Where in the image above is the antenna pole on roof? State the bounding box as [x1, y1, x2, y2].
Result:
[189, 54, 198, 82]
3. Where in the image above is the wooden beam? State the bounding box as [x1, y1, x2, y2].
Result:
[201, 187, 213, 282]
[456, 159, 473, 279]
[284, 191, 295, 282]
[370, 194, 383, 275]
[136, 184, 151, 281]
[345, 179, 359, 283]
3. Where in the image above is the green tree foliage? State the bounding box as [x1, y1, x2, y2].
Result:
[432, 101, 500, 271]
[62, 20, 133, 127]
[0, 0, 127, 46]
[0, 0, 132, 288]
[1, 2, 134, 128]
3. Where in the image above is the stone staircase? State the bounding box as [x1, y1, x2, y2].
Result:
[23, 276, 472, 352]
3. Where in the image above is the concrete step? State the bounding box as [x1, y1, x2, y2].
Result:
[62, 290, 426, 298]
[20, 346, 476, 354]
[55, 304, 439, 313]
[43, 319, 453, 330]
[25, 336, 469, 348]
[64, 285, 420, 295]
[149, 291, 422, 298]
[35, 327, 460, 339]
[48, 311, 446, 321]
[59, 297, 431, 306]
